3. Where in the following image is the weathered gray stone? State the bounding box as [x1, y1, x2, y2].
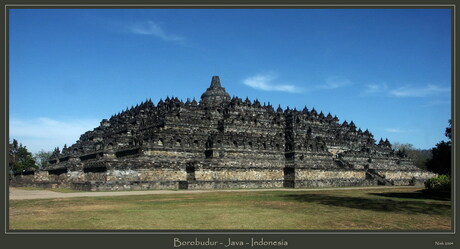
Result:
[13, 76, 436, 190]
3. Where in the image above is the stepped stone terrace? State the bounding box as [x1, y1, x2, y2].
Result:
[13, 76, 435, 191]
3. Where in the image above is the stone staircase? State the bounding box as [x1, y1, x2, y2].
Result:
[334, 158, 354, 169]
[366, 169, 394, 186]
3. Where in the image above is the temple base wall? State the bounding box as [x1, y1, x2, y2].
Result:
[290, 169, 373, 188]
[295, 169, 365, 180]
[374, 170, 436, 186]
[294, 179, 377, 188]
[187, 180, 284, 189]
[11, 167, 436, 191]
[71, 181, 179, 191]
[195, 168, 284, 181]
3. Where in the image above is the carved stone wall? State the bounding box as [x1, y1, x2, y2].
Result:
[13, 76, 436, 190]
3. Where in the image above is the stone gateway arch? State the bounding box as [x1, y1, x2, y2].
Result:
[13, 76, 435, 191]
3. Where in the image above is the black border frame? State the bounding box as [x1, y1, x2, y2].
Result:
[1, 1, 458, 249]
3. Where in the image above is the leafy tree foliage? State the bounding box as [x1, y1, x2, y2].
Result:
[34, 150, 53, 169]
[425, 175, 451, 191]
[445, 119, 451, 140]
[392, 142, 432, 170]
[425, 120, 451, 176]
[9, 139, 38, 173]
[8, 139, 18, 173]
[426, 141, 451, 175]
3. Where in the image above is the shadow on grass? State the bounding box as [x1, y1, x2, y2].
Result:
[282, 193, 450, 216]
[371, 190, 451, 201]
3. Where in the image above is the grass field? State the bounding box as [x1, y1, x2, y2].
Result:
[9, 187, 451, 230]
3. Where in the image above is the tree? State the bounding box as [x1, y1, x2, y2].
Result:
[426, 141, 451, 175]
[8, 139, 19, 178]
[34, 150, 53, 169]
[392, 142, 432, 170]
[9, 139, 38, 173]
[426, 120, 451, 176]
[445, 119, 451, 140]
[12, 139, 18, 151]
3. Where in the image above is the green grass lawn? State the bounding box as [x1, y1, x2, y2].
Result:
[9, 187, 451, 230]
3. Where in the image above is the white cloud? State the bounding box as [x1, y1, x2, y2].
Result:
[384, 128, 420, 134]
[389, 84, 450, 97]
[384, 128, 404, 133]
[10, 117, 100, 154]
[363, 83, 388, 94]
[128, 21, 183, 42]
[320, 77, 352, 89]
[243, 74, 303, 93]
[362, 83, 450, 98]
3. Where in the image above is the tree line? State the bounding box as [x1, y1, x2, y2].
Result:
[393, 119, 451, 177]
[8, 139, 53, 175]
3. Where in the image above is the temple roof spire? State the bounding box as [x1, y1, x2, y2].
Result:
[200, 75, 231, 106]
[210, 75, 222, 88]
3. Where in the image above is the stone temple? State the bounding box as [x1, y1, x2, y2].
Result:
[14, 76, 435, 191]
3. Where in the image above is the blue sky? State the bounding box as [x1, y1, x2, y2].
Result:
[9, 9, 451, 153]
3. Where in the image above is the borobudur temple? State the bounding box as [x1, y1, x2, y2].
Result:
[13, 76, 436, 191]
